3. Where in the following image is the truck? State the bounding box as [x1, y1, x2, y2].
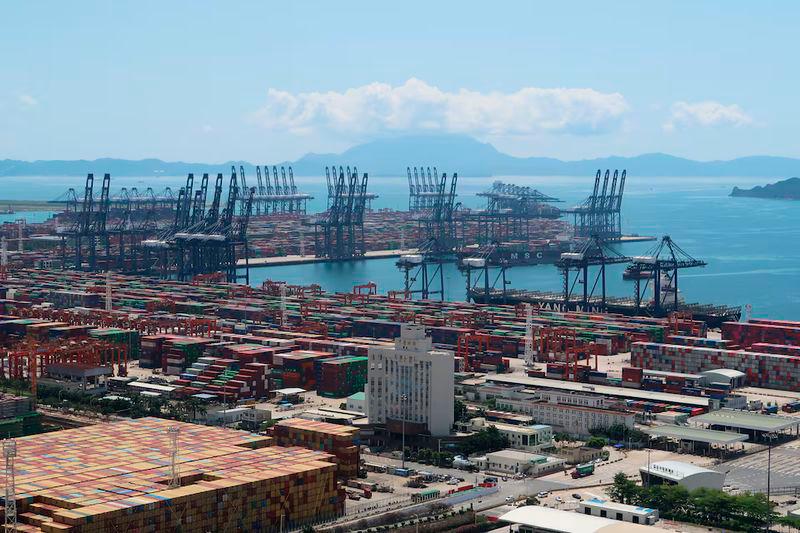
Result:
[782, 401, 800, 413]
[571, 463, 595, 479]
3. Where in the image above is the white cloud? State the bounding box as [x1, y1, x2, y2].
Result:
[664, 100, 752, 131]
[251, 78, 629, 137]
[17, 94, 38, 109]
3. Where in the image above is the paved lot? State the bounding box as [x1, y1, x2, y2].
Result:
[716, 440, 800, 492]
[357, 453, 570, 515]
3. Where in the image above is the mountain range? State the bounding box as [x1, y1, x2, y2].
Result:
[2, 135, 799, 178]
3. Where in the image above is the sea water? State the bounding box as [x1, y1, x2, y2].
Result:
[5, 175, 799, 319]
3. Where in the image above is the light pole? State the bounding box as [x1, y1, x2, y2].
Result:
[767, 432, 775, 502]
[646, 435, 652, 489]
[401, 393, 408, 469]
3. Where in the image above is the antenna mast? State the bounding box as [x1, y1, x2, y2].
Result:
[4, 439, 18, 532]
[524, 303, 535, 366]
[168, 427, 180, 489]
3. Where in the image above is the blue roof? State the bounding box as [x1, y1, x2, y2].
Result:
[348, 391, 366, 401]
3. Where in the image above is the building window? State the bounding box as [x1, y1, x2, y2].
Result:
[585, 507, 591, 515]
[633, 516, 639, 524]
[600, 510, 606, 518]
[616, 512, 623, 521]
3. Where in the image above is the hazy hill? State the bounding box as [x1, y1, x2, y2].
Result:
[731, 177, 800, 199]
[2, 135, 800, 177]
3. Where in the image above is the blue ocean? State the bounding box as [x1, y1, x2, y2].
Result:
[3, 174, 798, 319]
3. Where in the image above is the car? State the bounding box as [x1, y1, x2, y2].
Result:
[537, 491, 549, 498]
[447, 479, 459, 485]
[572, 493, 583, 500]
[555, 496, 563, 502]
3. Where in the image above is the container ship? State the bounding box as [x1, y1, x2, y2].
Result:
[469, 288, 741, 328]
[457, 240, 569, 268]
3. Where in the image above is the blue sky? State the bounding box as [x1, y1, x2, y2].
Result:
[1, 1, 796, 162]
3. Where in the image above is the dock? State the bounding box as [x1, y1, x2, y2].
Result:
[239, 248, 419, 267]
[617, 235, 657, 243]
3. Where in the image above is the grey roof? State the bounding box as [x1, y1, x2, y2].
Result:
[691, 408, 800, 432]
[644, 425, 748, 444]
[700, 369, 746, 379]
[487, 374, 709, 407]
[640, 460, 720, 481]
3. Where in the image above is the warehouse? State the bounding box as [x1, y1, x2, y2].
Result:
[0, 418, 344, 532]
[690, 408, 800, 441]
[643, 425, 747, 456]
[487, 374, 710, 409]
[640, 460, 725, 490]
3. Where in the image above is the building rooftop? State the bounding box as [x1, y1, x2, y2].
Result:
[700, 368, 746, 379]
[640, 460, 719, 481]
[644, 425, 749, 445]
[691, 408, 800, 432]
[500, 506, 661, 533]
[483, 449, 554, 461]
[584, 498, 657, 516]
[487, 375, 709, 407]
[348, 391, 366, 401]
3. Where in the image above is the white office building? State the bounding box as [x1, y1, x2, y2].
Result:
[474, 449, 565, 476]
[496, 396, 635, 438]
[456, 417, 553, 452]
[581, 498, 659, 526]
[367, 324, 454, 436]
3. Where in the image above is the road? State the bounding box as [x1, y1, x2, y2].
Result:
[361, 453, 571, 512]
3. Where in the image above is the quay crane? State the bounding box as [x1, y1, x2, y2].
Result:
[627, 235, 707, 314]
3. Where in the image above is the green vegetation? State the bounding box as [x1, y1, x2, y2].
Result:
[403, 447, 454, 467]
[608, 472, 775, 531]
[590, 423, 648, 445]
[14, 380, 210, 423]
[585, 436, 607, 449]
[454, 399, 469, 422]
[553, 432, 571, 443]
[460, 425, 509, 456]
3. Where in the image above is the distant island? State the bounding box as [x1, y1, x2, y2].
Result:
[731, 177, 800, 200]
[3, 134, 800, 177]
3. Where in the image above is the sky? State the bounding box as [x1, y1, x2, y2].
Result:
[1, 1, 797, 162]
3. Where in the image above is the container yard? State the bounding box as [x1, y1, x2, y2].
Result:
[0, 417, 344, 532]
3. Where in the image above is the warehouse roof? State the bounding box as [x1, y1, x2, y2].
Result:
[583, 498, 657, 517]
[640, 461, 719, 482]
[644, 425, 748, 445]
[691, 408, 800, 432]
[700, 369, 745, 379]
[273, 387, 306, 395]
[487, 375, 709, 407]
[499, 506, 660, 532]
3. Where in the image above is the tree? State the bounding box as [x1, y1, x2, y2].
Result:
[483, 397, 497, 410]
[585, 436, 606, 449]
[416, 448, 433, 464]
[607, 472, 640, 505]
[460, 425, 509, 456]
[524, 496, 539, 506]
[454, 399, 469, 422]
[183, 397, 207, 421]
